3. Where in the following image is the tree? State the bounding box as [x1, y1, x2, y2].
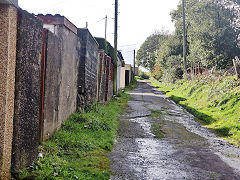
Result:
[136, 31, 168, 71]
[154, 35, 183, 81]
[155, 35, 183, 69]
[171, 0, 240, 69]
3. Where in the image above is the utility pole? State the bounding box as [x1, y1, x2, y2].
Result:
[133, 50, 136, 77]
[114, 0, 118, 64]
[182, 0, 187, 73]
[105, 15, 108, 53]
[105, 15, 107, 41]
[113, 0, 118, 95]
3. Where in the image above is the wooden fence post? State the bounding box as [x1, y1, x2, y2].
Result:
[233, 57, 240, 79]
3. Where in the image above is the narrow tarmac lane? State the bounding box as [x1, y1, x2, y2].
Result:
[108, 81, 240, 180]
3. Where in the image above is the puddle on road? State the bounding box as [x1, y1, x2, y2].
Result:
[129, 117, 155, 137]
[129, 138, 189, 179]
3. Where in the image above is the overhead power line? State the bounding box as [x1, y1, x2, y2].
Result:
[88, 17, 106, 26]
[138, 44, 161, 54]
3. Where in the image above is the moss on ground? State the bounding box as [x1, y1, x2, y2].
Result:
[151, 76, 240, 147]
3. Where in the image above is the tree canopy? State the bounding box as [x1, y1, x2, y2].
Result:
[136, 31, 168, 71]
[171, 0, 240, 69]
[137, 0, 240, 82]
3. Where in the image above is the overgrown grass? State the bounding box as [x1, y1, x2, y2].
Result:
[135, 76, 144, 80]
[151, 122, 165, 138]
[151, 76, 240, 147]
[19, 92, 130, 180]
[124, 79, 138, 91]
[151, 110, 163, 118]
[150, 110, 164, 138]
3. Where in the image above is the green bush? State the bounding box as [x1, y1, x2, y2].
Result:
[139, 71, 150, 79]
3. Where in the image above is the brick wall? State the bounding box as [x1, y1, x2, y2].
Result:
[97, 50, 106, 103]
[104, 56, 114, 101]
[105, 56, 110, 101]
[108, 61, 114, 101]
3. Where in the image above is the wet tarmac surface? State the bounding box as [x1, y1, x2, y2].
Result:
[108, 81, 240, 180]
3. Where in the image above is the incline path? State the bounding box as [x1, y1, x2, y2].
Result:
[109, 80, 240, 180]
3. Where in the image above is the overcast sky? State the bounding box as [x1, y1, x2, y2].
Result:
[19, 0, 180, 66]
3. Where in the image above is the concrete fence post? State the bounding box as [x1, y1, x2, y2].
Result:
[0, 4, 18, 179]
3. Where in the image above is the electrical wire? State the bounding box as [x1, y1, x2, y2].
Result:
[88, 17, 106, 26]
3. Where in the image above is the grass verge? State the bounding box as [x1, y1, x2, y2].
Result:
[151, 76, 240, 147]
[19, 92, 130, 180]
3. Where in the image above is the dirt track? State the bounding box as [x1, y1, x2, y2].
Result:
[108, 81, 240, 180]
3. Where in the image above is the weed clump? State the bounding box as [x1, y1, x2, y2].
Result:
[151, 110, 163, 118]
[152, 122, 164, 138]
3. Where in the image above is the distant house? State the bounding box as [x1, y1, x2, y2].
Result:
[120, 66, 126, 89]
[117, 51, 125, 92]
[124, 64, 133, 87]
[120, 64, 133, 89]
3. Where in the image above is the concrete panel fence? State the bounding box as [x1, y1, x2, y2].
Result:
[0, 3, 18, 179]
[12, 9, 43, 171]
[0, 7, 127, 178]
